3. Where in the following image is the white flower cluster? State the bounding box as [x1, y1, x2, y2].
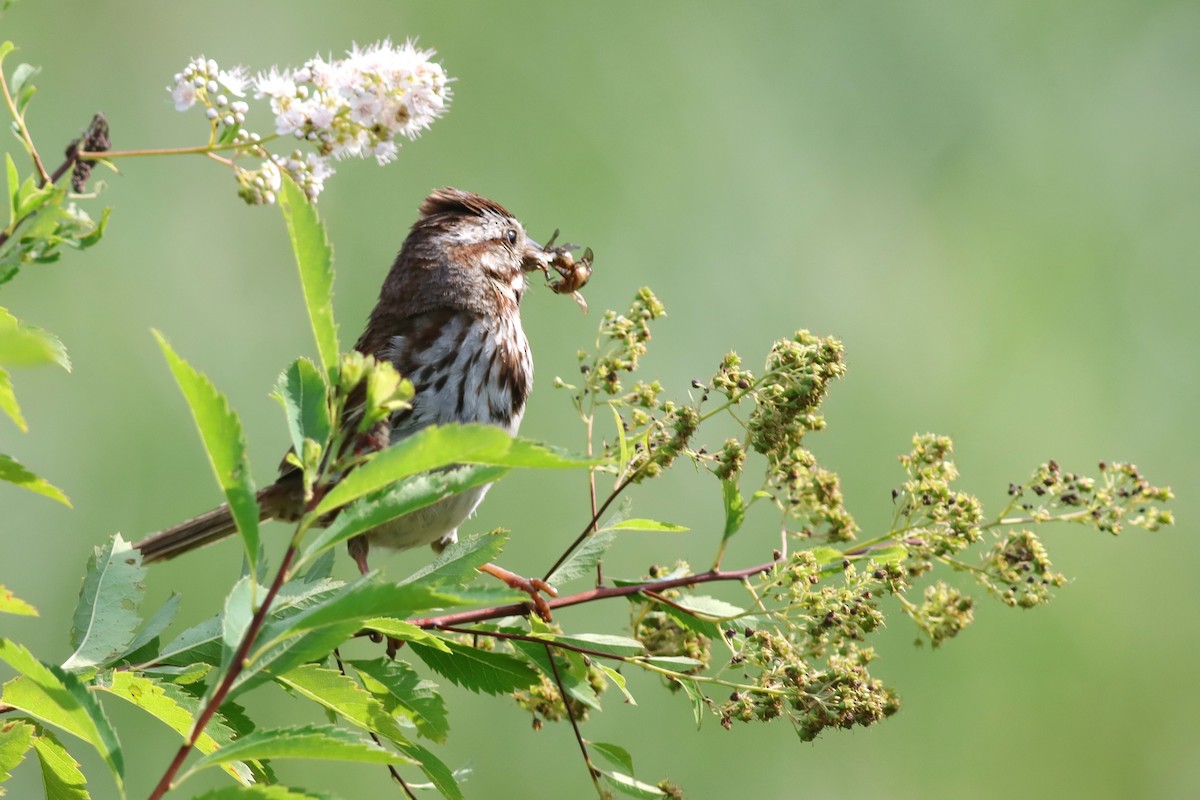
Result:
[170, 57, 250, 128]
[168, 41, 450, 205]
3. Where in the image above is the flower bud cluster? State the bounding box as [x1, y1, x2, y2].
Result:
[894, 434, 984, 575]
[909, 581, 975, 647]
[746, 331, 845, 458]
[1009, 459, 1174, 535]
[979, 529, 1066, 608]
[170, 41, 450, 204]
[588, 288, 667, 395]
[768, 447, 857, 542]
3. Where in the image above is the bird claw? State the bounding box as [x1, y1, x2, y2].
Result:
[479, 562, 558, 622]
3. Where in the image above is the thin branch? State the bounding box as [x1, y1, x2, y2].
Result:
[0, 65, 50, 183]
[147, 543, 299, 800]
[333, 649, 418, 799]
[414, 560, 776, 630]
[542, 473, 636, 582]
[544, 642, 604, 798]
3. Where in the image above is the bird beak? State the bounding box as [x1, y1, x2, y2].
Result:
[521, 239, 552, 274]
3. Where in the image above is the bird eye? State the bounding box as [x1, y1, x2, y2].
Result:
[504, 229, 518, 246]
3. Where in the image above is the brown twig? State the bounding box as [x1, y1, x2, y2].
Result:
[541, 473, 637, 582]
[544, 642, 604, 797]
[147, 544, 298, 800]
[333, 649, 418, 799]
[413, 560, 775, 630]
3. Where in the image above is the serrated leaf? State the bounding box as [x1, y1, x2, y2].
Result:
[0, 640, 123, 786]
[221, 576, 255, 667]
[603, 518, 688, 533]
[0, 307, 69, 369]
[0, 452, 69, 505]
[0, 367, 26, 430]
[546, 530, 615, 586]
[273, 665, 462, 799]
[509, 639, 602, 710]
[549, 633, 645, 657]
[186, 725, 402, 775]
[301, 467, 509, 564]
[62, 534, 144, 671]
[589, 741, 634, 774]
[400, 529, 509, 589]
[272, 357, 330, 458]
[254, 575, 464, 654]
[409, 640, 539, 696]
[0, 585, 36, 616]
[102, 672, 253, 785]
[597, 664, 636, 705]
[272, 664, 411, 744]
[350, 658, 449, 743]
[0, 719, 35, 786]
[604, 769, 668, 799]
[278, 175, 338, 378]
[313, 424, 596, 515]
[30, 727, 89, 800]
[359, 619, 451, 652]
[155, 331, 260, 569]
[721, 479, 745, 542]
[118, 592, 180, 664]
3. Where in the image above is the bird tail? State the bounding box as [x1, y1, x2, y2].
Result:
[134, 481, 298, 563]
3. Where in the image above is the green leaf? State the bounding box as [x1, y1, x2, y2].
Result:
[604, 769, 669, 799]
[313, 424, 596, 515]
[0, 452, 69, 505]
[548, 633, 645, 657]
[272, 665, 463, 799]
[9, 63, 37, 103]
[186, 725, 402, 774]
[509, 640, 602, 710]
[0, 718, 34, 786]
[546, 530, 616, 586]
[154, 331, 260, 569]
[674, 678, 706, 729]
[271, 664, 411, 744]
[609, 404, 630, 475]
[603, 518, 688, 533]
[0, 307, 69, 369]
[30, 727, 90, 800]
[254, 575, 464, 652]
[596, 663, 636, 705]
[272, 357, 330, 458]
[590, 741, 634, 774]
[0, 367, 26, 430]
[359, 619, 451, 652]
[278, 174, 338, 378]
[5, 153, 18, 226]
[0, 640, 123, 786]
[62, 534, 145, 671]
[399, 529, 509, 588]
[0, 585, 36, 616]
[300, 466, 509, 564]
[638, 656, 706, 669]
[118, 592, 180, 664]
[349, 658, 449, 743]
[721, 479, 745, 542]
[101, 671, 254, 786]
[409, 640, 539, 696]
[193, 787, 336, 800]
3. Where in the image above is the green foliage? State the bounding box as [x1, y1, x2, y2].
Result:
[0, 34, 1180, 800]
[155, 331, 261, 569]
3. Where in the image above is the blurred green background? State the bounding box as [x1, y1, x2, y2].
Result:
[3, 1, 1198, 798]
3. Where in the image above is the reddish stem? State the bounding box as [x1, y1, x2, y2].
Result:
[412, 560, 775, 630]
[146, 545, 298, 800]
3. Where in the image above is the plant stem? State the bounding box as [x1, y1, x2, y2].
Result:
[416, 560, 775, 630]
[146, 544, 298, 800]
[544, 642, 605, 798]
[0, 65, 50, 183]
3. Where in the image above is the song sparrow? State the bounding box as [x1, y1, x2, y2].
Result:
[135, 187, 570, 615]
